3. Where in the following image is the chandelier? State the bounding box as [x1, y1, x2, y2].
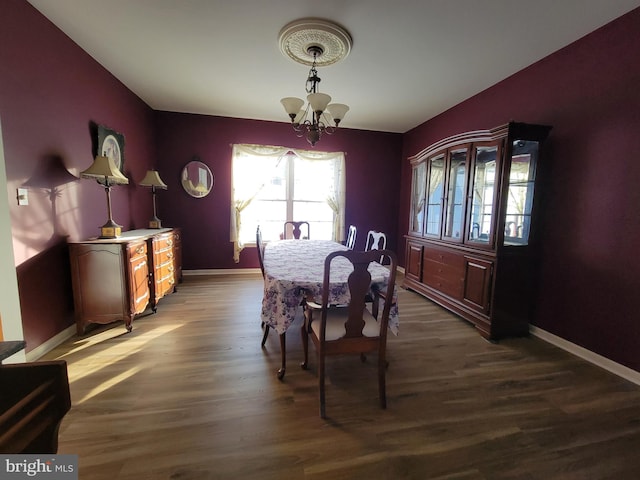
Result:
[278, 18, 352, 146]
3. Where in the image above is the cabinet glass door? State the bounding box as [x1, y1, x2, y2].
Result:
[443, 148, 468, 241]
[468, 143, 499, 245]
[409, 162, 426, 235]
[504, 140, 539, 245]
[425, 154, 445, 237]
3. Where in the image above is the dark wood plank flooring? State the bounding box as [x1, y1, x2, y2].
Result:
[41, 272, 640, 479]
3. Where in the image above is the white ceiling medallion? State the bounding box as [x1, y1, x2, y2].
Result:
[278, 18, 353, 67]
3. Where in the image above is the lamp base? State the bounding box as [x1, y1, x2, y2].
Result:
[99, 219, 123, 239]
[148, 219, 162, 229]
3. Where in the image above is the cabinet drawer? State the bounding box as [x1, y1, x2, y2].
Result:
[155, 262, 175, 282]
[423, 271, 463, 299]
[127, 241, 147, 260]
[423, 247, 464, 268]
[153, 234, 174, 251]
[156, 250, 174, 265]
[422, 258, 463, 280]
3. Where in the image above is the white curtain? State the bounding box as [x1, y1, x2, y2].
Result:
[230, 145, 286, 263]
[230, 144, 346, 262]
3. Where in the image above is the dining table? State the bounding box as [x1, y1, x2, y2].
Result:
[260, 239, 399, 379]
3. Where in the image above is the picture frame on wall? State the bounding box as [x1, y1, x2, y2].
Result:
[97, 125, 125, 172]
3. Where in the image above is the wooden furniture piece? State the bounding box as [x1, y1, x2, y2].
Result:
[283, 221, 310, 239]
[301, 249, 398, 418]
[69, 228, 182, 334]
[403, 122, 551, 340]
[261, 239, 399, 380]
[256, 226, 271, 347]
[0, 360, 71, 453]
[345, 225, 357, 249]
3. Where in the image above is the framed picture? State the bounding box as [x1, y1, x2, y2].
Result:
[97, 125, 125, 172]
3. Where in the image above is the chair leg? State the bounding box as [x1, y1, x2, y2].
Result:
[261, 323, 270, 347]
[300, 320, 309, 370]
[277, 332, 286, 380]
[319, 353, 326, 418]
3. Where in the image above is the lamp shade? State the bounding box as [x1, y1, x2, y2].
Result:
[281, 97, 305, 116]
[80, 156, 129, 184]
[326, 103, 349, 123]
[307, 92, 331, 113]
[139, 169, 167, 189]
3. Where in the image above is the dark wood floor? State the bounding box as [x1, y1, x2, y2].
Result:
[42, 272, 640, 479]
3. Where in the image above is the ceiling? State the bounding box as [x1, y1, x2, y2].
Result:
[27, 0, 640, 134]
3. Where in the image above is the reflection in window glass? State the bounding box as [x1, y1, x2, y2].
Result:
[444, 149, 467, 239]
[469, 145, 498, 244]
[504, 140, 538, 245]
[411, 162, 426, 234]
[425, 155, 444, 236]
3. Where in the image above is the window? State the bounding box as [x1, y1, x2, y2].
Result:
[230, 144, 345, 262]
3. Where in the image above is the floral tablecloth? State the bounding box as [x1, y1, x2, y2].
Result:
[260, 239, 399, 335]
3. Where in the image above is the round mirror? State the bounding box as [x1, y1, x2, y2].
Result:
[181, 159, 214, 198]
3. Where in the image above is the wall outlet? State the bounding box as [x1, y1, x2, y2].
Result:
[17, 188, 28, 206]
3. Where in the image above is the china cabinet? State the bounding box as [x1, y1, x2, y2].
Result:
[69, 228, 182, 334]
[404, 122, 551, 340]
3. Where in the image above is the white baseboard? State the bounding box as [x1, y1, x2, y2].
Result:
[27, 324, 76, 361]
[530, 325, 640, 386]
[183, 268, 262, 276]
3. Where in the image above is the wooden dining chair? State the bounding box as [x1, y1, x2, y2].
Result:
[300, 248, 398, 418]
[365, 230, 387, 263]
[283, 221, 310, 239]
[345, 225, 357, 249]
[256, 226, 270, 347]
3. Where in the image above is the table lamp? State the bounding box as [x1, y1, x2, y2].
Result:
[139, 169, 168, 228]
[80, 155, 129, 238]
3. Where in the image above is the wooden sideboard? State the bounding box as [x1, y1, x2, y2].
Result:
[69, 228, 182, 334]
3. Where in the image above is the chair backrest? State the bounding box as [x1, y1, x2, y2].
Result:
[345, 225, 357, 249]
[256, 226, 265, 277]
[365, 230, 387, 252]
[320, 249, 397, 340]
[283, 221, 310, 239]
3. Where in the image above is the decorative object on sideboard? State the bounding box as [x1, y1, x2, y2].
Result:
[80, 155, 129, 238]
[139, 169, 168, 228]
[181, 158, 214, 198]
[97, 124, 125, 173]
[279, 18, 351, 147]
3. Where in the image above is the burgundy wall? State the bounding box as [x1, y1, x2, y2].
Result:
[154, 112, 402, 270]
[0, 0, 156, 352]
[400, 8, 640, 370]
[2, 0, 639, 375]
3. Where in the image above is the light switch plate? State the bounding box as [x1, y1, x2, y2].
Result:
[17, 188, 28, 206]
